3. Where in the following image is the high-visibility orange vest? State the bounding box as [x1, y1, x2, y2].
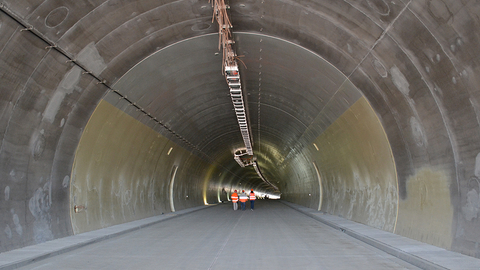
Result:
[231, 193, 238, 203]
[249, 192, 256, 200]
[239, 194, 248, 202]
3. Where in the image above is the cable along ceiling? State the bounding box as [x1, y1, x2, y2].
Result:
[210, 0, 278, 190]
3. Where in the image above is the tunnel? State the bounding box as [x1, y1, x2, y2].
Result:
[1, 0, 480, 264]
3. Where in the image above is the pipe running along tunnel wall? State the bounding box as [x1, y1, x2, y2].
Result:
[1, 0, 480, 259]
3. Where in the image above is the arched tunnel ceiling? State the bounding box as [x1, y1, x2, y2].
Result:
[108, 33, 361, 190]
[2, 0, 480, 258]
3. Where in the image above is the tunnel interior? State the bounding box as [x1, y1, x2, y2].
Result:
[1, 0, 480, 259]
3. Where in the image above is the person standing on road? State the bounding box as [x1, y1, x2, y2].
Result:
[231, 190, 239, 211]
[249, 189, 256, 210]
[239, 190, 248, 211]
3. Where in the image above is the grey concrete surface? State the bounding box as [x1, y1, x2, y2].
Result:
[2, 0, 480, 263]
[13, 201, 421, 270]
[283, 201, 480, 270]
[0, 206, 207, 270]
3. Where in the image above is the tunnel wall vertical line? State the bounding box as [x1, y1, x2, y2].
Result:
[168, 165, 178, 212]
[312, 161, 323, 211]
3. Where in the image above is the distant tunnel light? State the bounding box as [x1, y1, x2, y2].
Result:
[167, 147, 173, 155]
[256, 192, 281, 200]
[313, 143, 319, 151]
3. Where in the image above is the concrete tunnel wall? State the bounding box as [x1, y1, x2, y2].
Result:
[1, 0, 480, 260]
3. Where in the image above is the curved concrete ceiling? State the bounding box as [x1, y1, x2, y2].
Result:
[1, 0, 480, 260]
[108, 33, 360, 190]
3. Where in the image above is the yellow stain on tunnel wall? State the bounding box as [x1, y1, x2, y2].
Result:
[70, 100, 204, 234]
[395, 168, 453, 249]
[70, 101, 169, 233]
[314, 97, 398, 232]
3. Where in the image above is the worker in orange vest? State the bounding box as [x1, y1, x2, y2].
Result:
[249, 189, 256, 210]
[239, 190, 248, 211]
[231, 190, 239, 211]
